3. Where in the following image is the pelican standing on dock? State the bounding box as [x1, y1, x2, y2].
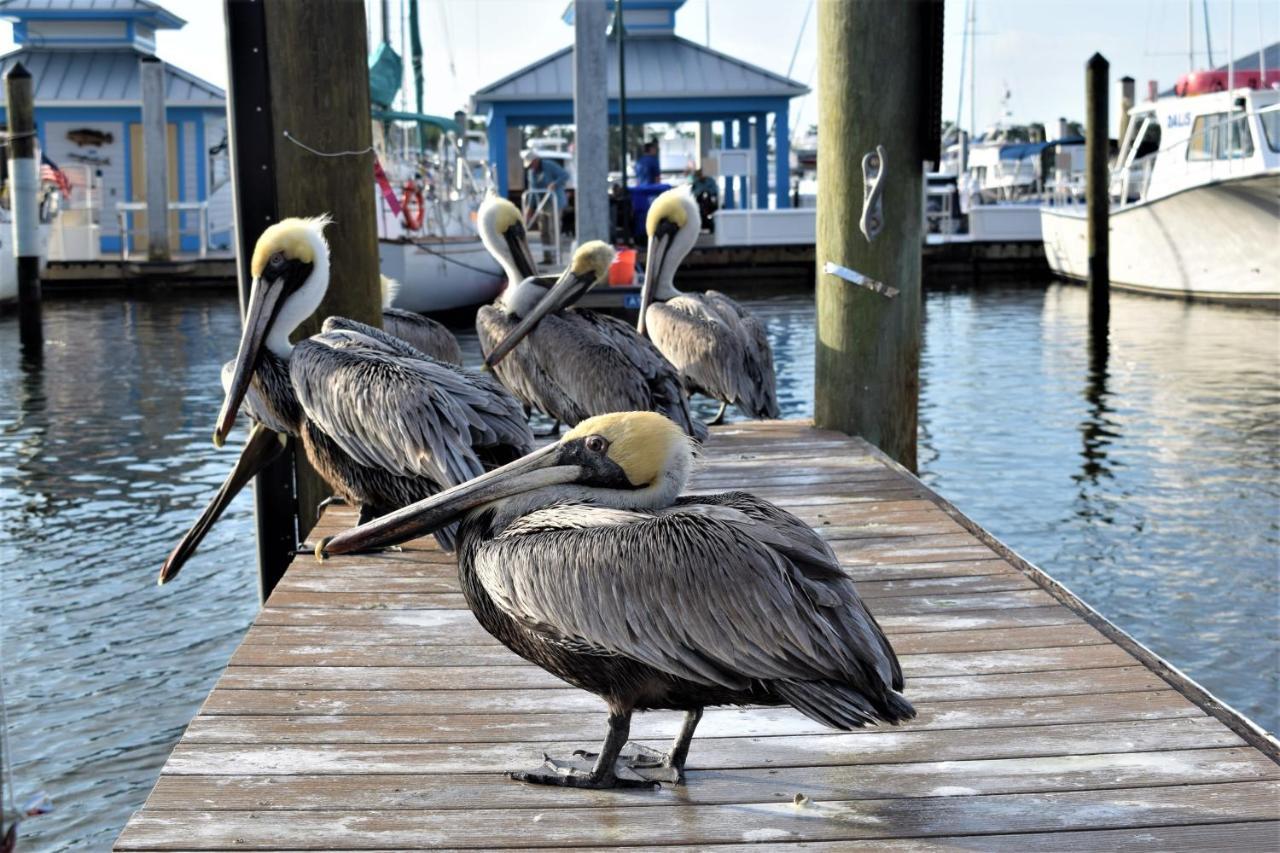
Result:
[319, 411, 914, 789]
[638, 187, 780, 424]
[161, 216, 533, 585]
[476, 194, 706, 440]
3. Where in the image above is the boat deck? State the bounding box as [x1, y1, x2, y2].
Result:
[116, 420, 1279, 850]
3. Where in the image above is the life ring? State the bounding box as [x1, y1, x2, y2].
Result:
[401, 182, 424, 231]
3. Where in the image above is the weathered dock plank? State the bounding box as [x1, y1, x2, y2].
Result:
[116, 421, 1279, 851]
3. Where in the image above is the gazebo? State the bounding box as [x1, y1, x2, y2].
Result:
[471, 0, 807, 210]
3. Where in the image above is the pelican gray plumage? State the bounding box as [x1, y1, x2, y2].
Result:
[161, 216, 532, 585]
[638, 187, 780, 425]
[376, 274, 464, 365]
[319, 411, 914, 789]
[476, 194, 706, 440]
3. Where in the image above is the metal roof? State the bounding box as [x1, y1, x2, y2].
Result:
[0, 0, 185, 28]
[0, 48, 223, 105]
[473, 34, 807, 104]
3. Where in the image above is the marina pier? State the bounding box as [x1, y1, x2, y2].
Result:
[115, 421, 1279, 850]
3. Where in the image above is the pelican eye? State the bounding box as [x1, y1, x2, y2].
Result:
[269, 251, 286, 268]
[584, 435, 609, 454]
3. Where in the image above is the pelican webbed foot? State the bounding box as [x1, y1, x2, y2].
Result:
[507, 753, 657, 789]
[704, 401, 729, 427]
[566, 710, 702, 786]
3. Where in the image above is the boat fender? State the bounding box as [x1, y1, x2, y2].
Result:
[401, 182, 425, 231]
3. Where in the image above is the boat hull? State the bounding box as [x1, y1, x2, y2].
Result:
[1040, 173, 1280, 306]
[377, 238, 504, 314]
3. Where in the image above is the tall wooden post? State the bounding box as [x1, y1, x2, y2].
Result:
[140, 56, 171, 261]
[1086, 53, 1110, 325]
[615, 2, 628, 180]
[814, 0, 938, 471]
[224, 0, 381, 599]
[573, 0, 609, 244]
[1117, 75, 1135, 146]
[6, 63, 41, 358]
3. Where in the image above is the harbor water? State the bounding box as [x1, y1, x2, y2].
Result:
[1, 284, 1277, 849]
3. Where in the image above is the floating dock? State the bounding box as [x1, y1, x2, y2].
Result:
[116, 420, 1279, 850]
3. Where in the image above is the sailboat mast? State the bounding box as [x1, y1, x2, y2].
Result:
[1187, 0, 1195, 72]
[968, 0, 976, 140]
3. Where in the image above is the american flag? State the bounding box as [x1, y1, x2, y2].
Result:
[40, 153, 72, 197]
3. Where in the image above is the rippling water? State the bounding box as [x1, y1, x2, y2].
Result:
[0, 284, 1276, 849]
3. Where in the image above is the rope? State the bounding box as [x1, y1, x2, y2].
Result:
[281, 130, 375, 158]
[412, 241, 504, 276]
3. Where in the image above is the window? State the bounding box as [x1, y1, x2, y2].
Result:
[1187, 113, 1255, 161]
[1260, 108, 1280, 153]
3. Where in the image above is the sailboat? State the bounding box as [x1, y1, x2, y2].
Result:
[369, 0, 503, 313]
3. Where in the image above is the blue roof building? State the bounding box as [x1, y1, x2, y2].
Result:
[0, 0, 230, 255]
[471, 0, 807, 209]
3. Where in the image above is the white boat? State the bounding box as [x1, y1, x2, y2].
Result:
[1040, 85, 1280, 306]
[373, 117, 504, 313]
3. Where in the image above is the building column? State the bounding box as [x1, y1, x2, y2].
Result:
[754, 114, 768, 209]
[722, 119, 736, 210]
[775, 105, 791, 208]
[140, 55, 170, 260]
[487, 111, 508, 195]
[696, 120, 713, 169]
[736, 117, 749, 207]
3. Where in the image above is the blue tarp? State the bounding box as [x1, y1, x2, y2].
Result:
[997, 137, 1084, 160]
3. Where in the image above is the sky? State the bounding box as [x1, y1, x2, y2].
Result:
[3, 0, 1275, 139]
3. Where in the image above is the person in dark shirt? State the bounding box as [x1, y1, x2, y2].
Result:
[634, 142, 661, 185]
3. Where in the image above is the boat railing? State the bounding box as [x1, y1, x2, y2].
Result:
[520, 186, 562, 267]
[1110, 102, 1279, 210]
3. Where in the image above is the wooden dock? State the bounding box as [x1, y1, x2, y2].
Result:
[117, 420, 1279, 850]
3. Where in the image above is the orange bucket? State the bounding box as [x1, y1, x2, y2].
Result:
[608, 247, 636, 286]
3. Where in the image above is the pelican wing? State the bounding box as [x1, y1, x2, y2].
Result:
[318, 318, 533, 457]
[379, 308, 464, 366]
[704, 291, 780, 418]
[291, 333, 527, 489]
[645, 296, 746, 404]
[574, 310, 708, 440]
[477, 307, 653, 426]
[474, 498, 904, 698]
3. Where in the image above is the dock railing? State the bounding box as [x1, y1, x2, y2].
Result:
[520, 185, 562, 266]
[115, 201, 210, 261]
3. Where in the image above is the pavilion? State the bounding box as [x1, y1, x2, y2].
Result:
[471, 0, 807, 210]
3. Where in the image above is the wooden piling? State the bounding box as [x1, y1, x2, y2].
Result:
[1117, 75, 1135, 146]
[573, 0, 609, 244]
[139, 56, 171, 262]
[5, 62, 41, 357]
[814, 0, 940, 472]
[1086, 53, 1110, 324]
[615, 2, 628, 180]
[223, 0, 381, 599]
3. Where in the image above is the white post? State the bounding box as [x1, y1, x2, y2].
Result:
[573, 0, 609, 245]
[140, 55, 170, 261]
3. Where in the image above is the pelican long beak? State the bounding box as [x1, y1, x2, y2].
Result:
[483, 268, 597, 369]
[505, 223, 539, 280]
[159, 423, 287, 585]
[213, 275, 286, 448]
[317, 442, 580, 557]
[637, 222, 676, 337]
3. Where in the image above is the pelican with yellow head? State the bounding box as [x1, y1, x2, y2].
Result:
[160, 217, 533, 584]
[318, 410, 914, 790]
[473, 219, 706, 440]
[638, 186, 780, 425]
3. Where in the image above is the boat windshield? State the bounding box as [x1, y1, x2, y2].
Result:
[1261, 108, 1280, 153]
[1186, 112, 1254, 161]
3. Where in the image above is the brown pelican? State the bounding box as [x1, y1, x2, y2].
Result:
[638, 187, 780, 424]
[377, 274, 463, 366]
[476, 196, 706, 440]
[319, 411, 914, 789]
[164, 217, 532, 584]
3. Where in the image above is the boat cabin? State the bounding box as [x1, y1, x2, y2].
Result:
[1113, 86, 1280, 205]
